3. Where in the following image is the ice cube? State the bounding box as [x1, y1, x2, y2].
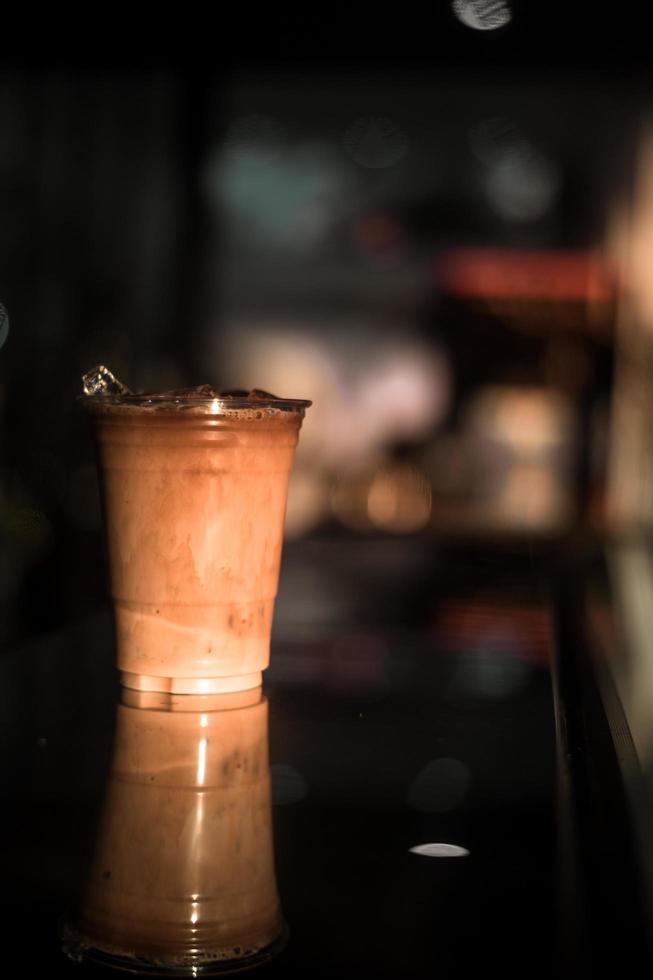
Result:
[82, 365, 132, 397]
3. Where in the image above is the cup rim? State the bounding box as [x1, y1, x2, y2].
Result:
[80, 393, 312, 413]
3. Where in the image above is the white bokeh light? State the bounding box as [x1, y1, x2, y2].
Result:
[468, 118, 560, 222]
[409, 843, 470, 858]
[453, 0, 511, 30]
[484, 148, 560, 222]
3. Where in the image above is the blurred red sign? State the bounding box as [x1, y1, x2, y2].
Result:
[436, 249, 616, 303]
[434, 600, 552, 665]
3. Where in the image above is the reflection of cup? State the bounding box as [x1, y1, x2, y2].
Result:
[63, 687, 284, 973]
[85, 394, 309, 693]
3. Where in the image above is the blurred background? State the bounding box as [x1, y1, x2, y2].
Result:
[1, 2, 652, 653]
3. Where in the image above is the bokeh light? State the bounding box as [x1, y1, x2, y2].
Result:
[465, 386, 574, 456]
[218, 323, 449, 471]
[217, 322, 449, 538]
[469, 118, 560, 223]
[468, 388, 574, 528]
[283, 470, 329, 539]
[330, 468, 377, 532]
[409, 843, 470, 858]
[206, 139, 351, 250]
[484, 145, 560, 223]
[367, 464, 432, 533]
[452, 0, 511, 31]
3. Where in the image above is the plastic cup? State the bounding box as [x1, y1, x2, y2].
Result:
[84, 389, 309, 694]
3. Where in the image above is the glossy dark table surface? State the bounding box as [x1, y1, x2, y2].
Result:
[0, 541, 557, 978]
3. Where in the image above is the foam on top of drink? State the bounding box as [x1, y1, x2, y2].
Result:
[81, 365, 311, 417]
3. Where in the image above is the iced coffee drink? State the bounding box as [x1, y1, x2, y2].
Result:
[82, 366, 310, 694]
[63, 687, 284, 973]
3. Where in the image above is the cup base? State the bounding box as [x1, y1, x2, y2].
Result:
[120, 672, 263, 694]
